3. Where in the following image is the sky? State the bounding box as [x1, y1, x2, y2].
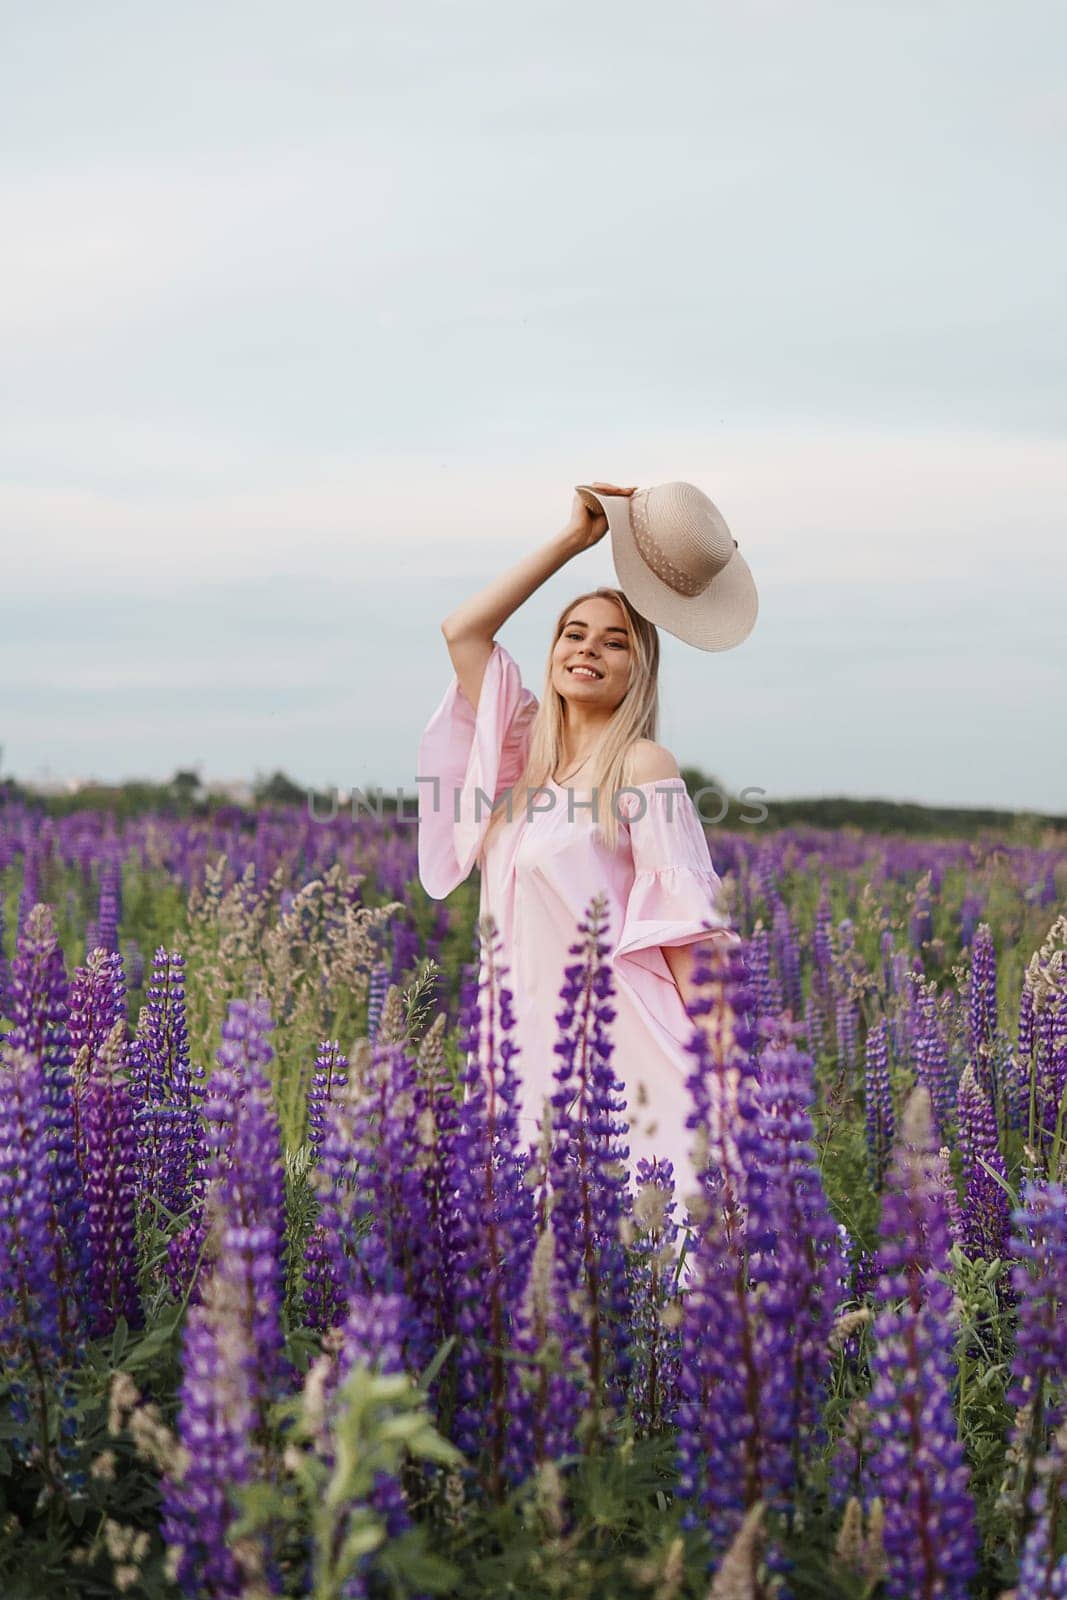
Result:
[2, 1, 1064, 812]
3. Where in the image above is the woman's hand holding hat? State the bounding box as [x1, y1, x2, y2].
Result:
[565, 482, 638, 552]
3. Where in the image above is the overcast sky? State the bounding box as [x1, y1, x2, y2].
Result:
[2, 1, 1064, 811]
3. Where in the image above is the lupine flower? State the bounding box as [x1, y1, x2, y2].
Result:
[312, 1034, 439, 1376]
[0, 1044, 65, 1457]
[5, 905, 90, 1351]
[81, 1020, 142, 1337]
[676, 942, 771, 1556]
[132, 948, 199, 1225]
[751, 1025, 847, 1508]
[160, 1268, 264, 1598]
[449, 917, 535, 1498]
[866, 1086, 979, 1599]
[956, 1063, 1010, 1261]
[1014, 1418, 1067, 1600]
[914, 986, 956, 1144]
[626, 1157, 683, 1437]
[1006, 1178, 1067, 1540]
[306, 1039, 349, 1158]
[542, 893, 633, 1447]
[968, 923, 999, 1104]
[96, 847, 123, 954]
[864, 1017, 894, 1190]
[366, 959, 390, 1041]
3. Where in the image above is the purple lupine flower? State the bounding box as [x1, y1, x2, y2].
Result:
[329, 1289, 415, 1525]
[956, 1063, 1010, 1261]
[169, 995, 275, 1304]
[448, 917, 535, 1499]
[95, 846, 123, 955]
[0, 1044, 65, 1457]
[830, 1398, 874, 1512]
[1007, 1181, 1067, 1459]
[772, 896, 802, 1018]
[0, 896, 10, 1019]
[914, 987, 956, 1144]
[133, 948, 198, 1226]
[5, 904, 91, 1351]
[366, 960, 390, 1043]
[626, 1157, 683, 1437]
[747, 925, 783, 1028]
[307, 1039, 349, 1157]
[303, 1222, 346, 1333]
[160, 1269, 261, 1598]
[312, 1033, 438, 1375]
[1014, 1419, 1067, 1600]
[676, 942, 771, 1556]
[968, 922, 999, 1103]
[751, 1025, 848, 1508]
[540, 894, 633, 1448]
[864, 1016, 894, 1191]
[866, 1086, 979, 1600]
[69, 948, 128, 1064]
[80, 1020, 142, 1337]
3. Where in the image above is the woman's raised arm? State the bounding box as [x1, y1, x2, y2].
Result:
[440, 482, 635, 712]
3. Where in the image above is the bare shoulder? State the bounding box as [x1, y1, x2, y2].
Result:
[627, 739, 681, 786]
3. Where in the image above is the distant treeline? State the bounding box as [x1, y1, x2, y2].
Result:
[2, 767, 1063, 843]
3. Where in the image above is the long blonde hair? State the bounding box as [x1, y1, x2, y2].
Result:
[482, 587, 661, 857]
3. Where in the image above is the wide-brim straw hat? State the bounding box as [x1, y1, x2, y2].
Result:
[574, 481, 758, 652]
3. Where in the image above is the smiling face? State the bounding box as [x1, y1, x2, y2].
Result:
[550, 594, 633, 711]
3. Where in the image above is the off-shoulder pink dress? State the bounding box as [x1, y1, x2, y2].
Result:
[416, 640, 741, 1195]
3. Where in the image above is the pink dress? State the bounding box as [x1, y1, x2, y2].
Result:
[416, 640, 741, 1196]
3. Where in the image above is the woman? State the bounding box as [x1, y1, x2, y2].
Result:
[416, 480, 756, 1201]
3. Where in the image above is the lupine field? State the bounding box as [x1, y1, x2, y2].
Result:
[0, 795, 1065, 1599]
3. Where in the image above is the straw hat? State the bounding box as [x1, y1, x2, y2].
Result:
[574, 481, 758, 652]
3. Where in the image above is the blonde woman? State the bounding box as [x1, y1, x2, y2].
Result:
[417, 480, 758, 1199]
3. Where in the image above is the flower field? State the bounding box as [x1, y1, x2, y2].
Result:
[0, 796, 1065, 1599]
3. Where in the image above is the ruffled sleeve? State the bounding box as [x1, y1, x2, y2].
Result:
[613, 780, 741, 981]
[416, 641, 539, 899]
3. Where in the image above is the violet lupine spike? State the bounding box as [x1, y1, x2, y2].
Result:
[746, 925, 782, 1029]
[95, 847, 123, 954]
[863, 1016, 894, 1191]
[1007, 1181, 1067, 1447]
[307, 1039, 349, 1158]
[169, 995, 276, 1303]
[866, 1086, 979, 1600]
[311, 1027, 449, 1376]
[968, 922, 999, 1102]
[676, 943, 770, 1557]
[914, 987, 956, 1145]
[69, 948, 128, 1064]
[1014, 1419, 1067, 1600]
[0, 1044, 65, 1452]
[0, 897, 10, 1019]
[5, 904, 91, 1351]
[772, 896, 802, 1018]
[751, 1027, 848, 1509]
[366, 960, 390, 1043]
[449, 918, 535, 1499]
[80, 1020, 142, 1337]
[542, 894, 633, 1448]
[504, 1188, 589, 1488]
[626, 1157, 683, 1438]
[956, 1063, 1011, 1262]
[159, 1268, 261, 1599]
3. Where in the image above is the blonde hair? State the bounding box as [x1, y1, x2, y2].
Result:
[482, 587, 661, 857]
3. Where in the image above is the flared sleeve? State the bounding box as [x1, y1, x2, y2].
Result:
[613, 780, 741, 980]
[416, 640, 539, 899]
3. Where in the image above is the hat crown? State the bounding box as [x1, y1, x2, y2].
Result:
[631, 481, 735, 597]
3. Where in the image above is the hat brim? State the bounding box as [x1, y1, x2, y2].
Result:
[574, 486, 758, 652]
